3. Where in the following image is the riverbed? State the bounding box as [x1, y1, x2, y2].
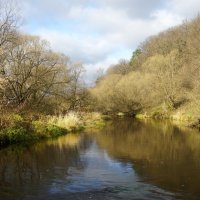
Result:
[0, 119, 200, 200]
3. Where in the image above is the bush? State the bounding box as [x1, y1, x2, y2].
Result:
[11, 114, 23, 123]
[0, 127, 32, 144]
[47, 124, 67, 137]
[82, 112, 105, 128]
[32, 120, 67, 138]
[32, 120, 47, 137]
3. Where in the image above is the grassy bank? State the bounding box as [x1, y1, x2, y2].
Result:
[0, 112, 106, 147]
[135, 103, 200, 129]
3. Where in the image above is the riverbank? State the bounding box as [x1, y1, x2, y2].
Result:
[0, 112, 106, 147]
[135, 103, 200, 129]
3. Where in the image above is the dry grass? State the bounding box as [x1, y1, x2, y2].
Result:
[48, 112, 83, 131]
[0, 111, 105, 146]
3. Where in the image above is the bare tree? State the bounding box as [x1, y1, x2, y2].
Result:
[67, 62, 86, 111]
[0, 35, 70, 111]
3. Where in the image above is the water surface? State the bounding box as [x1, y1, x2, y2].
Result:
[0, 119, 200, 200]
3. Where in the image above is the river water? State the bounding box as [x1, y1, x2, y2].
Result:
[0, 119, 200, 200]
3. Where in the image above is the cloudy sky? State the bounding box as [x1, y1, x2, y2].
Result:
[20, 0, 200, 84]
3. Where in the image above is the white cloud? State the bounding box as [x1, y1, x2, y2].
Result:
[166, 0, 200, 18]
[20, 0, 200, 84]
[34, 29, 118, 63]
[83, 57, 119, 85]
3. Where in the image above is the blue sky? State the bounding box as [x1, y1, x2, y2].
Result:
[19, 0, 200, 84]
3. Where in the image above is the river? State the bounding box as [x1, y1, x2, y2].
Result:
[0, 119, 200, 200]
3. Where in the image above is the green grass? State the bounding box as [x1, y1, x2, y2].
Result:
[0, 112, 106, 147]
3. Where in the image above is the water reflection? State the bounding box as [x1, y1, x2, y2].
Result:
[0, 134, 85, 200]
[96, 119, 200, 199]
[0, 119, 200, 199]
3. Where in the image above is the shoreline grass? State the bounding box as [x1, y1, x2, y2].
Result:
[0, 112, 106, 147]
[135, 104, 200, 129]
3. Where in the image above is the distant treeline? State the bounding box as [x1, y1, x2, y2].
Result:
[91, 16, 200, 118]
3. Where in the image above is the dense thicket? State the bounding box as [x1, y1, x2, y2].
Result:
[91, 16, 200, 117]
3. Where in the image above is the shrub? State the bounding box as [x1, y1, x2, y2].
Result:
[1, 127, 31, 144]
[46, 124, 67, 137]
[11, 114, 23, 123]
[82, 112, 105, 128]
[32, 120, 67, 138]
[32, 120, 47, 138]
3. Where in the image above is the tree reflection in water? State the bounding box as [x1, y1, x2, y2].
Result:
[0, 133, 88, 200]
[1, 119, 200, 200]
[96, 119, 200, 200]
